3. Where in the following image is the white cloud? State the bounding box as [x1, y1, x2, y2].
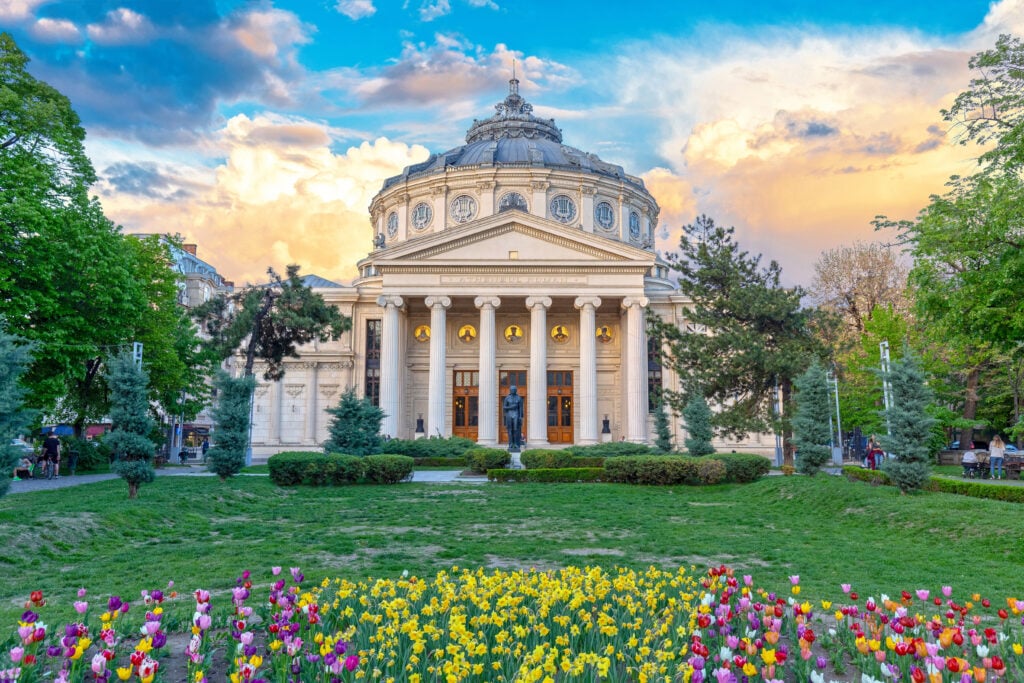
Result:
[0, 0, 48, 21]
[231, 7, 313, 62]
[335, 0, 376, 20]
[419, 0, 452, 22]
[30, 16, 80, 43]
[85, 8, 155, 45]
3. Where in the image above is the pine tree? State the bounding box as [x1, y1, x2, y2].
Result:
[0, 326, 35, 497]
[104, 352, 156, 499]
[652, 397, 674, 453]
[683, 392, 715, 456]
[207, 371, 256, 480]
[792, 362, 832, 476]
[324, 388, 384, 456]
[879, 351, 936, 492]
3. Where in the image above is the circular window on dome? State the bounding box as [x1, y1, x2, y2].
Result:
[595, 201, 615, 230]
[549, 194, 577, 224]
[629, 211, 642, 241]
[450, 195, 477, 223]
[411, 202, 432, 230]
[498, 192, 528, 213]
[386, 211, 398, 238]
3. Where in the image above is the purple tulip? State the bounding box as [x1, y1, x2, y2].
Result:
[344, 655, 359, 672]
[107, 596, 122, 612]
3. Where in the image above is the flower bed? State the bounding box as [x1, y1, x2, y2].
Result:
[4, 565, 1023, 682]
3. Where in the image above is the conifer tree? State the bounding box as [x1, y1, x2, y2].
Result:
[792, 362, 832, 475]
[324, 388, 384, 456]
[0, 325, 35, 497]
[683, 392, 715, 456]
[207, 371, 256, 480]
[104, 352, 156, 499]
[652, 397, 674, 453]
[879, 351, 937, 492]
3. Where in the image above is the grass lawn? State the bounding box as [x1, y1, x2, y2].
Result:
[1, 474, 1021, 623]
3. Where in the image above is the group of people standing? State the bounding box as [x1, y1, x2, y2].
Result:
[10, 431, 61, 481]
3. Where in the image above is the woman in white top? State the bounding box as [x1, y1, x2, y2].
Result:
[989, 435, 1006, 479]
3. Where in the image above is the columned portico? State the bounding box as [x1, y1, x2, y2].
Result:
[425, 295, 452, 437]
[574, 296, 601, 445]
[525, 296, 552, 446]
[622, 296, 649, 443]
[475, 296, 501, 445]
[376, 295, 404, 437]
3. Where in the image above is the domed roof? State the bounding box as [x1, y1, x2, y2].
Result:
[381, 77, 644, 191]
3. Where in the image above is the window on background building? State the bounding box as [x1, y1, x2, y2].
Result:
[365, 319, 381, 406]
[647, 337, 662, 411]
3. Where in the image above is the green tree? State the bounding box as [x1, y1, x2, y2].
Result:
[0, 324, 35, 496]
[652, 215, 829, 462]
[207, 372, 256, 480]
[682, 392, 715, 457]
[652, 397, 674, 454]
[104, 352, 156, 499]
[879, 351, 937, 493]
[323, 388, 385, 456]
[792, 362, 832, 476]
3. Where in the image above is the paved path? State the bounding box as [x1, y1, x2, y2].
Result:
[7, 467, 480, 494]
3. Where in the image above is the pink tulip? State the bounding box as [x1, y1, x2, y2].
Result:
[91, 653, 107, 674]
[197, 615, 211, 630]
[789, 575, 800, 585]
[73, 601, 88, 614]
[916, 590, 929, 600]
[942, 586, 952, 597]
[9, 647, 23, 663]
[77, 588, 87, 598]
[841, 584, 851, 594]
[271, 566, 282, 576]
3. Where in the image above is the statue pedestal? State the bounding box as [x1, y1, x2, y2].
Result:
[508, 448, 524, 469]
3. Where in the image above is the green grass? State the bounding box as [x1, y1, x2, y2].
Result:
[1, 475, 1021, 624]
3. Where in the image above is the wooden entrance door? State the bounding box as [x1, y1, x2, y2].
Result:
[498, 370, 527, 444]
[547, 370, 573, 443]
[452, 370, 479, 440]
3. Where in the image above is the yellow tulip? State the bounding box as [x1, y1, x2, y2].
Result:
[116, 667, 132, 681]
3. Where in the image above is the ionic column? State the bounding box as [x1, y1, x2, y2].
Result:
[622, 296, 649, 443]
[525, 296, 552, 446]
[305, 362, 318, 443]
[376, 295, 404, 437]
[425, 295, 452, 438]
[475, 296, 501, 446]
[574, 296, 602, 444]
[274, 379, 284, 444]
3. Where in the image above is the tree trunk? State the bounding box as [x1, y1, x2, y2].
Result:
[128, 481, 138, 499]
[961, 367, 980, 448]
[781, 379, 795, 466]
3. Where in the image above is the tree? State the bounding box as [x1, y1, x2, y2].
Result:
[652, 397, 674, 454]
[809, 242, 909, 338]
[104, 353, 156, 499]
[682, 392, 715, 457]
[323, 388, 384, 456]
[879, 351, 937, 493]
[193, 265, 349, 380]
[792, 362, 832, 476]
[0, 325, 35, 497]
[652, 215, 829, 462]
[207, 372, 256, 480]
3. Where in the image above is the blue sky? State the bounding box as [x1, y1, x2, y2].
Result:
[1, 0, 1016, 284]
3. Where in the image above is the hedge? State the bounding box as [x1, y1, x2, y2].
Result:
[412, 457, 468, 467]
[377, 436, 477, 459]
[520, 449, 605, 469]
[713, 453, 772, 483]
[488, 468, 606, 483]
[466, 447, 510, 474]
[268, 451, 413, 486]
[604, 455, 727, 485]
[564, 442, 653, 457]
[843, 466, 1024, 503]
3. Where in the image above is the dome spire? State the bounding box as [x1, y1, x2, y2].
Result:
[510, 59, 519, 96]
[464, 70, 563, 144]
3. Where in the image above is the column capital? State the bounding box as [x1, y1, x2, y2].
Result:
[574, 296, 602, 310]
[376, 294, 404, 309]
[424, 295, 452, 310]
[621, 296, 649, 310]
[525, 296, 552, 311]
[474, 296, 501, 310]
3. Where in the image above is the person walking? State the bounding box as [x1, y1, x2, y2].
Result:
[42, 430, 61, 478]
[866, 436, 882, 471]
[989, 434, 1007, 479]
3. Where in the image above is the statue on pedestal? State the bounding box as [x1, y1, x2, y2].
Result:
[503, 385, 524, 450]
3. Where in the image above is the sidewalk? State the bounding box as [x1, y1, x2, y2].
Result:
[7, 467, 480, 494]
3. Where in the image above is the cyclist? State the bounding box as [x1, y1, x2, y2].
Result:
[41, 430, 61, 479]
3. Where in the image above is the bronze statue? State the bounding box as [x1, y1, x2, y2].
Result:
[503, 385, 524, 449]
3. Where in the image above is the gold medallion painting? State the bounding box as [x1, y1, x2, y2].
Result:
[551, 325, 570, 343]
[414, 325, 430, 342]
[458, 324, 477, 343]
[504, 324, 523, 343]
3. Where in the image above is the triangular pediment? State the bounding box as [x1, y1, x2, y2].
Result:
[372, 211, 654, 269]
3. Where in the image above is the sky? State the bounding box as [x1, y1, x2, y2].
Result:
[1, 0, 1019, 287]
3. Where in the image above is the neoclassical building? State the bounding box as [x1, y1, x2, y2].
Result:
[245, 78, 773, 459]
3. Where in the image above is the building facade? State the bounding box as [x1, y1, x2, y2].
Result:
[246, 78, 774, 458]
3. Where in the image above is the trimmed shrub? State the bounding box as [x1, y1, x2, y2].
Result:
[269, 451, 366, 486]
[488, 468, 606, 483]
[381, 437, 477, 459]
[412, 457, 468, 468]
[565, 442, 652, 457]
[466, 447, 510, 474]
[521, 449, 573, 469]
[604, 455, 726, 486]
[695, 458, 728, 485]
[714, 453, 772, 483]
[363, 455, 415, 484]
[843, 465, 1024, 503]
